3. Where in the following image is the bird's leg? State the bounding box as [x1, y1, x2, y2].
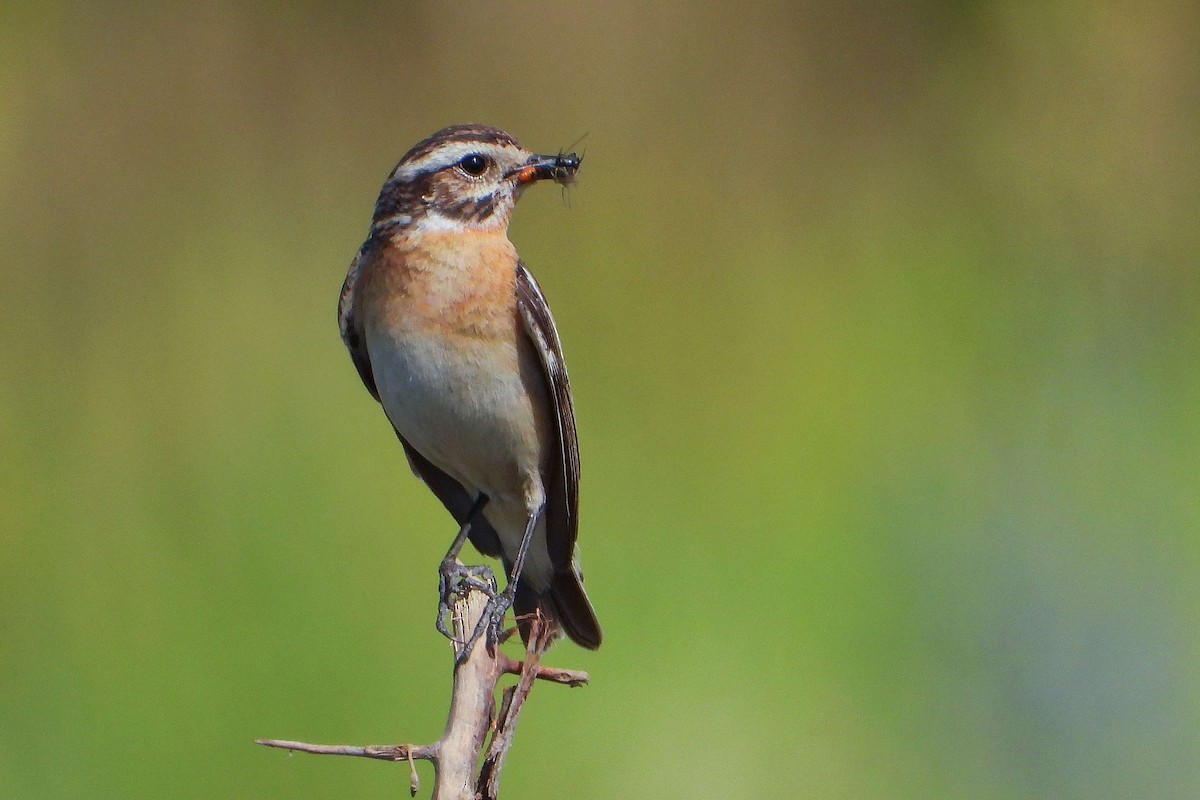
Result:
[436, 493, 491, 641]
[442, 492, 489, 566]
[460, 503, 544, 654]
[487, 503, 544, 644]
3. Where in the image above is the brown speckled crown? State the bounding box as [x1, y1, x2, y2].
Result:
[398, 124, 521, 167]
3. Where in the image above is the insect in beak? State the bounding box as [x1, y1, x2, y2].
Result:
[513, 151, 582, 186]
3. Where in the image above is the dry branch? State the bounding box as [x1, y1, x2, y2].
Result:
[256, 565, 588, 799]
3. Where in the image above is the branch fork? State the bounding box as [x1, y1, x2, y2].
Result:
[257, 564, 588, 800]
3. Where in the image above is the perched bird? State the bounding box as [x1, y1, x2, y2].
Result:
[338, 125, 601, 650]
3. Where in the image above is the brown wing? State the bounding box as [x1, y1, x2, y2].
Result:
[338, 240, 503, 558]
[338, 244, 380, 402]
[515, 262, 580, 568]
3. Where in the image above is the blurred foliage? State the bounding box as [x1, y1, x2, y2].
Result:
[1, 2, 1198, 798]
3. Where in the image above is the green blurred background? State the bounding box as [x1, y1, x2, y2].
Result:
[2, 3, 1198, 798]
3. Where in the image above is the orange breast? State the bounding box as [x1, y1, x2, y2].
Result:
[359, 228, 520, 344]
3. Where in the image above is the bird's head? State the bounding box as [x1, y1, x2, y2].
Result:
[370, 124, 580, 234]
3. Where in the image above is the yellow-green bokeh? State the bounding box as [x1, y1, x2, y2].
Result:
[2, 3, 1197, 798]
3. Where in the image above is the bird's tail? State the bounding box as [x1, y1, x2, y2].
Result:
[513, 567, 602, 650]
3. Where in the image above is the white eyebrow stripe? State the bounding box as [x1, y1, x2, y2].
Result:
[392, 141, 524, 181]
[418, 207, 508, 232]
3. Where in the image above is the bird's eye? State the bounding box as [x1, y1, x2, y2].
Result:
[458, 154, 489, 177]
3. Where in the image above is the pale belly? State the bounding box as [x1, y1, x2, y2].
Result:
[366, 324, 553, 586]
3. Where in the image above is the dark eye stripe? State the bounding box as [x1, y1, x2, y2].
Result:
[440, 191, 499, 223]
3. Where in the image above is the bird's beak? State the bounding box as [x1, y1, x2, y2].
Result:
[513, 152, 582, 186]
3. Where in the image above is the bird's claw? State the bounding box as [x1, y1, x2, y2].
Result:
[459, 586, 516, 657]
[436, 561, 497, 642]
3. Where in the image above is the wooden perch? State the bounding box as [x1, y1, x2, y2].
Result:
[256, 565, 588, 799]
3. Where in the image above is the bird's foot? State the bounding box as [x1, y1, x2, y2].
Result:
[436, 560, 497, 644]
[461, 585, 517, 657]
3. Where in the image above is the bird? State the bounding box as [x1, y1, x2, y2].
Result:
[337, 124, 602, 650]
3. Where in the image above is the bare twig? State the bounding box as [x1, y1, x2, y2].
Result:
[256, 565, 588, 799]
[254, 739, 437, 762]
[478, 617, 554, 799]
[498, 652, 589, 687]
